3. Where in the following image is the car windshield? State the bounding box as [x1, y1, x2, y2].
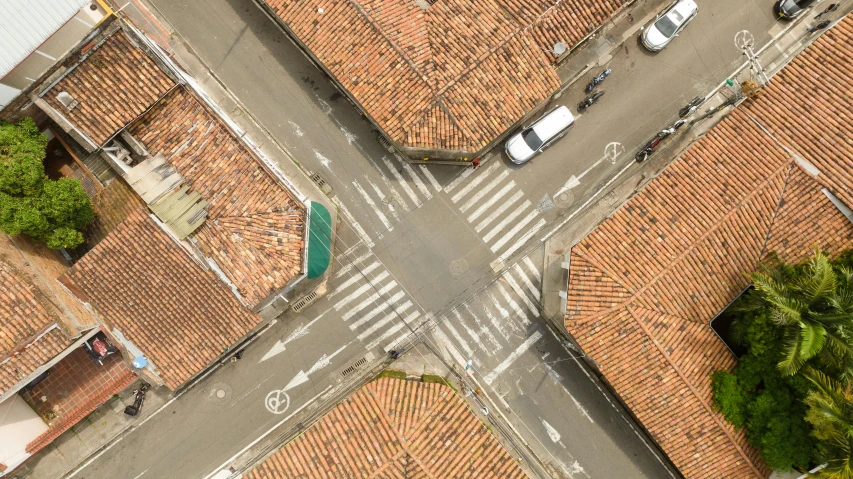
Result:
[521, 129, 543, 151]
[654, 15, 678, 38]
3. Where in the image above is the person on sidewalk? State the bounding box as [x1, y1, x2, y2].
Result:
[815, 3, 838, 19]
[471, 157, 481, 169]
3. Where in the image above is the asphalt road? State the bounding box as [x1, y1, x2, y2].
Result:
[60, 0, 783, 477]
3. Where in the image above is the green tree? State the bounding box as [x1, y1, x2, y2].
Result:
[0, 118, 94, 249]
[711, 305, 817, 471]
[804, 369, 853, 479]
[751, 249, 853, 378]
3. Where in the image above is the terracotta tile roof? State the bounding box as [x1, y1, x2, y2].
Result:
[0, 239, 76, 395]
[126, 87, 306, 307]
[564, 17, 853, 479]
[86, 175, 147, 246]
[245, 377, 526, 478]
[42, 28, 176, 146]
[63, 209, 264, 389]
[262, 0, 627, 153]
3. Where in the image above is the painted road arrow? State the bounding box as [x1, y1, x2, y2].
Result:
[283, 370, 309, 392]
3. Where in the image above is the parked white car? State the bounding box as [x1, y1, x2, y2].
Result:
[640, 0, 699, 52]
[505, 106, 575, 164]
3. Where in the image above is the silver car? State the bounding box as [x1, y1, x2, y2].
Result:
[640, 0, 698, 52]
[505, 106, 575, 164]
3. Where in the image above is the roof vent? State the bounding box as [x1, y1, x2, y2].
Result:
[56, 91, 78, 111]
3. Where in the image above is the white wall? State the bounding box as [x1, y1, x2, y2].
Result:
[0, 395, 48, 472]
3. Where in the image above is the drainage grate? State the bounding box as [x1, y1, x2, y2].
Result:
[376, 134, 394, 152]
[310, 173, 326, 188]
[341, 357, 367, 377]
[291, 290, 319, 313]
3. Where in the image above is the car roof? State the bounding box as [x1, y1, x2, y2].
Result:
[670, 0, 698, 20]
[531, 106, 574, 140]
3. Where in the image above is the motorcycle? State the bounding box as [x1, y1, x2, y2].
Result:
[679, 96, 705, 118]
[585, 68, 612, 93]
[577, 91, 605, 112]
[124, 382, 150, 417]
[635, 121, 686, 162]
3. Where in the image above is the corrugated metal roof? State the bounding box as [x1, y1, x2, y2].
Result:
[0, 0, 90, 77]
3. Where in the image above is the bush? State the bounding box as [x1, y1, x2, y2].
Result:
[0, 118, 94, 249]
[711, 305, 817, 471]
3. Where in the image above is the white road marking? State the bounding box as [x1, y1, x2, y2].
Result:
[329, 262, 381, 297]
[467, 181, 514, 223]
[332, 198, 373, 248]
[543, 361, 594, 424]
[314, 150, 331, 168]
[484, 330, 543, 384]
[419, 165, 443, 192]
[504, 272, 540, 317]
[523, 257, 542, 282]
[334, 252, 372, 278]
[483, 200, 530, 243]
[542, 419, 562, 443]
[442, 320, 475, 357]
[486, 290, 518, 333]
[499, 218, 547, 261]
[352, 180, 392, 230]
[341, 281, 399, 321]
[288, 121, 303, 137]
[366, 311, 419, 350]
[395, 155, 433, 199]
[459, 169, 509, 213]
[514, 263, 541, 299]
[451, 162, 499, 203]
[454, 309, 492, 356]
[463, 303, 502, 351]
[475, 190, 524, 232]
[381, 156, 421, 206]
[443, 165, 476, 193]
[495, 282, 529, 327]
[333, 271, 390, 310]
[491, 209, 538, 252]
[368, 180, 401, 221]
[306, 344, 348, 375]
[432, 328, 468, 366]
[480, 300, 510, 342]
[357, 302, 413, 339]
[349, 295, 407, 329]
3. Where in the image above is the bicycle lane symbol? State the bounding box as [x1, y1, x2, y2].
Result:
[265, 389, 291, 415]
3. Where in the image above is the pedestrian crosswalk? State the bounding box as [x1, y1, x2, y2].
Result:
[427, 253, 545, 385]
[325, 253, 426, 352]
[445, 162, 547, 262]
[339, 154, 441, 247]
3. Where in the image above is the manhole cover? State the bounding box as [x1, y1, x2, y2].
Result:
[207, 382, 231, 404]
[449, 259, 469, 277]
[553, 191, 575, 209]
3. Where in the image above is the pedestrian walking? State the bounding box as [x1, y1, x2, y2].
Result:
[815, 3, 839, 19]
[471, 157, 481, 169]
[388, 349, 401, 360]
[807, 20, 832, 34]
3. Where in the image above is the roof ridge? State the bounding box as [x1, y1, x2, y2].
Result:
[757, 160, 796, 260]
[349, 0, 434, 90]
[617, 141, 793, 306]
[626, 304, 764, 478]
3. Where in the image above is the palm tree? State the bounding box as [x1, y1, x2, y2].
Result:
[804, 369, 853, 479]
[751, 248, 853, 378]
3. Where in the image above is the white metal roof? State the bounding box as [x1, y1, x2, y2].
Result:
[0, 0, 90, 77]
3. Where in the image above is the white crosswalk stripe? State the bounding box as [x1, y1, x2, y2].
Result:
[429, 254, 544, 375]
[448, 162, 545, 261]
[324, 257, 426, 353]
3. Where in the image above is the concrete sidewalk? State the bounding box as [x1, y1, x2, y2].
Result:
[12, 380, 169, 479]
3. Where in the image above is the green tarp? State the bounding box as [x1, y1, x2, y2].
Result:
[306, 201, 332, 278]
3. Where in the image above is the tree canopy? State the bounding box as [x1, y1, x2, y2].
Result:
[0, 117, 93, 249]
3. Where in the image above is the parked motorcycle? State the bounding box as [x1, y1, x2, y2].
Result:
[577, 91, 605, 112]
[124, 382, 150, 417]
[585, 68, 612, 93]
[679, 96, 705, 118]
[635, 121, 686, 162]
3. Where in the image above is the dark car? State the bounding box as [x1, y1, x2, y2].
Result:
[774, 0, 815, 19]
